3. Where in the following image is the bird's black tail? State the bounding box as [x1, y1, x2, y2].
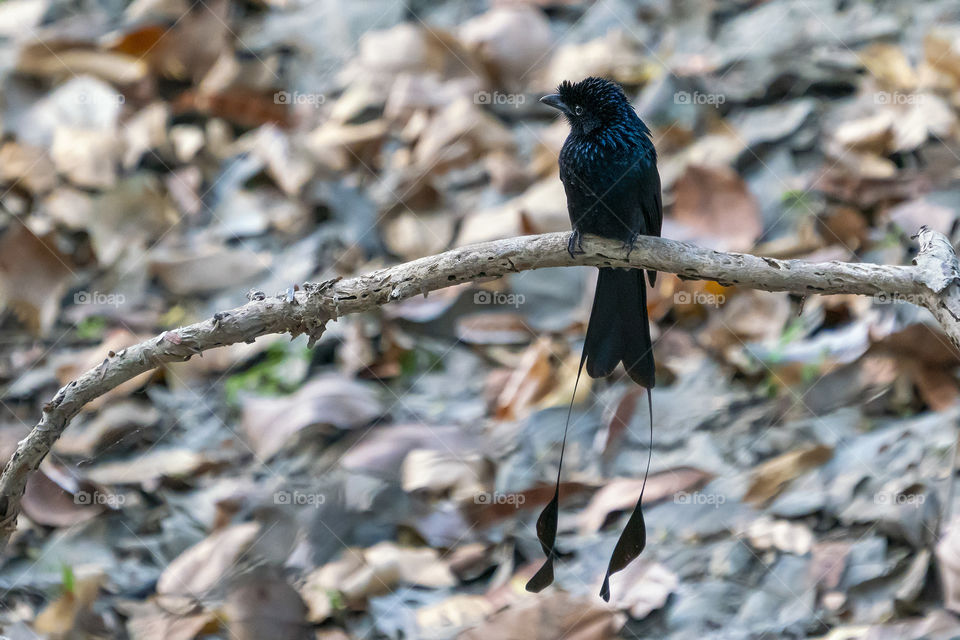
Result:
[584, 267, 655, 388]
[526, 267, 656, 598]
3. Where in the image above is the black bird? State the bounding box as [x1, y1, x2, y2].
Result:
[529, 77, 662, 601]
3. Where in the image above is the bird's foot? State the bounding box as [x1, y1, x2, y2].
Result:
[622, 233, 639, 259]
[567, 230, 586, 258]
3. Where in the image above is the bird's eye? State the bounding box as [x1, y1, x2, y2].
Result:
[574, 105, 584, 116]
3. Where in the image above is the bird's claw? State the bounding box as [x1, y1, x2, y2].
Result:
[567, 230, 585, 259]
[622, 233, 639, 259]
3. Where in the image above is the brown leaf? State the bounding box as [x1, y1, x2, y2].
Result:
[34, 572, 106, 635]
[911, 364, 960, 412]
[241, 376, 382, 460]
[83, 448, 212, 487]
[459, 591, 624, 640]
[744, 444, 833, 505]
[0, 222, 74, 337]
[671, 164, 762, 251]
[157, 522, 261, 611]
[937, 517, 960, 614]
[601, 387, 646, 457]
[401, 448, 488, 499]
[456, 312, 533, 345]
[461, 481, 594, 528]
[494, 337, 554, 420]
[125, 602, 216, 640]
[150, 246, 272, 296]
[578, 468, 712, 534]
[222, 569, 311, 640]
[415, 594, 496, 638]
[304, 542, 456, 607]
[21, 467, 102, 527]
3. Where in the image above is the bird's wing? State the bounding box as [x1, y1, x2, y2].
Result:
[635, 160, 662, 286]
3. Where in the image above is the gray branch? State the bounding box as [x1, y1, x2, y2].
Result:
[1, 227, 957, 550]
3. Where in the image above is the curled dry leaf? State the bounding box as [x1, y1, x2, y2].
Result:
[125, 602, 217, 640]
[0, 222, 74, 337]
[744, 444, 833, 505]
[83, 447, 212, 488]
[157, 522, 261, 611]
[578, 468, 712, 535]
[494, 336, 554, 421]
[303, 541, 456, 607]
[241, 375, 382, 460]
[459, 590, 625, 640]
[401, 448, 488, 500]
[415, 594, 497, 638]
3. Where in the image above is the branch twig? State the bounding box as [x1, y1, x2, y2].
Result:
[1, 227, 957, 551]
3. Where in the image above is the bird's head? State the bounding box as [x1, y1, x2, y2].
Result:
[540, 77, 646, 140]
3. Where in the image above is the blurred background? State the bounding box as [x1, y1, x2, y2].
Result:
[1, 0, 960, 638]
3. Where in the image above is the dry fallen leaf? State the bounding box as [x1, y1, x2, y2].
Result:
[401, 448, 488, 500]
[241, 376, 382, 460]
[744, 444, 833, 505]
[0, 222, 74, 337]
[157, 522, 261, 611]
[578, 468, 712, 534]
[21, 466, 103, 527]
[745, 515, 815, 555]
[304, 541, 456, 606]
[604, 560, 678, 619]
[222, 568, 310, 640]
[415, 594, 497, 638]
[125, 602, 217, 640]
[494, 337, 554, 420]
[671, 164, 762, 251]
[83, 447, 211, 487]
[459, 591, 624, 640]
[34, 571, 106, 635]
[456, 312, 533, 345]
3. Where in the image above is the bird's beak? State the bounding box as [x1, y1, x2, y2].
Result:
[540, 94, 571, 115]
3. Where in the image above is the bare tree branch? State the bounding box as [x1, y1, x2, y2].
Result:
[1, 226, 957, 550]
